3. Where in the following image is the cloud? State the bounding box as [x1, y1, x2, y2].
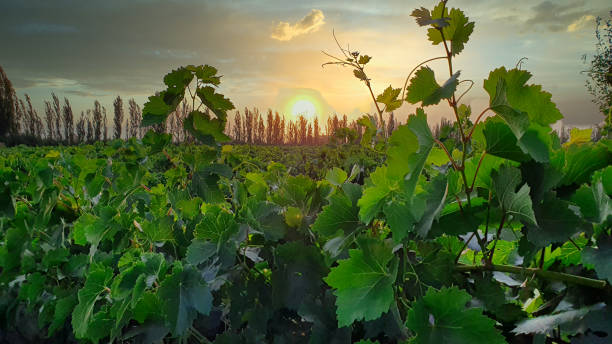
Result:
[524, 1, 590, 32]
[270, 9, 325, 41]
[567, 14, 595, 32]
[14, 23, 78, 35]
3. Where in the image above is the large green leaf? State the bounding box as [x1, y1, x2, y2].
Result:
[312, 185, 362, 237]
[184, 110, 231, 145]
[406, 287, 506, 344]
[527, 194, 587, 247]
[484, 67, 562, 127]
[481, 118, 529, 162]
[491, 165, 537, 226]
[141, 95, 173, 126]
[196, 86, 235, 123]
[582, 236, 612, 283]
[405, 67, 460, 106]
[159, 263, 212, 336]
[426, 4, 475, 56]
[72, 266, 114, 339]
[512, 304, 605, 335]
[324, 237, 398, 327]
[571, 181, 611, 224]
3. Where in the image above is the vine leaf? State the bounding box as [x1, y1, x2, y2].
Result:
[141, 95, 172, 126]
[406, 287, 506, 344]
[196, 86, 234, 123]
[411, 7, 450, 27]
[324, 237, 398, 327]
[358, 110, 434, 241]
[485, 77, 552, 162]
[481, 118, 530, 162]
[582, 236, 612, 283]
[72, 266, 114, 339]
[426, 4, 475, 56]
[159, 263, 212, 336]
[527, 194, 587, 247]
[184, 110, 231, 145]
[512, 303, 605, 335]
[376, 85, 402, 112]
[484, 67, 562, 126]
[312, 184, 362, 237]
[491, 165, 537, 226]
[571, 181, 611, 224]
[405, 67, 460, 106]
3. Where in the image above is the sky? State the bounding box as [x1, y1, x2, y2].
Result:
[0, 0, 609, 127]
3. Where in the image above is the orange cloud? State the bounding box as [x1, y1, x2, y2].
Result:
[271, 9, 325, 41]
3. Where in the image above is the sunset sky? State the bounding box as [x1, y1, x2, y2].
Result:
[0, 0, 609, 127]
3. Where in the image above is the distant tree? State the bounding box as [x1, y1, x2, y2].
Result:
[62, 98, 74, 144]
[86, 114, 93, 143]
[103, 107, 108, 141]
[298, 115, 307, 144]
[233, 111, 242, 142]
[258, 116, 265, 144]
[128, 98, 141, 139]
[307, 123, 313, 144]
[313, 117, 320, 144]
[280, 116, 285, 144]
[44, 101, 55, 140]
[0, 65, 17, 140]
[113, 96, 124, 140]
[266, 109, 273, 144]
[23, 95, 42, 138]
[51, 93, 62, 142]
[582, 11, 612, 136]
[92, 101, 102, 141]
[244, 108, 253, 144]
[76, 111, 86, 143]
[387, 112, 395, 137]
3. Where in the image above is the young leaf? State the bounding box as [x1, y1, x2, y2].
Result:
[312, 185, 362, 237]
[196, 86, 234, 122]
[406, 67, 460, 106]
[426, 4, 475, 56]
[358, 55, 372, 65]
[324, 237, 398, 327]
[406, 287, 506, 344]
[353, 69, 368, 81]
[376, 85, 402, 112]
[141, 95, 172, 126]
[411, 7, 450, 27]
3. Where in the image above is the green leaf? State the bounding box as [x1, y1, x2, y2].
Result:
[556, 143, 611, 186]
[196, 86, 234, 123]
[415, 174, 449, 238]
[527, 195, 587, 247]
[406, 287, 506, 344]
[186, 64, 221, 85]
[376, 85, 402, 112]
[284, 206, 303, 227]
[163, 67, 193, 93]
[194, 205, 239, 249]
[582, 236, 612, 283]
[405, 67, 460, 106]
[324, 237, 398, 327]
[491, 165, 537, 225]
[49, 295, 77, 336]
[512, 303, 605, 335]
[141, 95, 172, 126]
[427, 4, 475, 56]
[325, 167, 348, 187]
[482, 118, 529, 162]
[184, 110, 231, 145]
[72, 266, 114, 339]
[571, 181, 611, 224]
[358, 55, 372, 65]
[411, 7, 449, 27]
[312, 186, 362, 237]
[272, 242, 329, 310]
[484, 67, 562, 127]
[353, 69, 368, 81]
[185, 240, 216, 265]
[159, 263, 212, 336]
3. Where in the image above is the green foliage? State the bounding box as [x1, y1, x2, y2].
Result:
[141, 64, 234, 145]
[1, 1, 611, 343]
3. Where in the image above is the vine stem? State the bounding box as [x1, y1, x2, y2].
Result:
[466, 107, 492, 140]
[434, 138, 460, 171]
[487, 212, 506, 263]
[456, 264, 609, 290]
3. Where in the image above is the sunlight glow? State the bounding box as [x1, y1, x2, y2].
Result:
[291, 99, 317, 120]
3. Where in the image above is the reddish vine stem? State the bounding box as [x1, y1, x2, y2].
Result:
[487, 212, 507, 264]
[434, 138, 461, 171]
[466, 107, 492, 140]
[469, 151, 487, 192]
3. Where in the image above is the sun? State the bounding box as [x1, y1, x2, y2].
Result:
[291, 99, 317, 120]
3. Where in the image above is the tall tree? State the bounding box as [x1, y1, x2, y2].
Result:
[128, 98, 141, 139]
[63, 98, 74, 144]
[44, 101, 55, 140]
[102, 107, 108, 141]
[52, 93, 62, 142]
[76, 111, 86, 143]
[313, 117, 320, 144]
[233, 111, 242, 142]
[92, 100, 102, 141]
[113, 96, 124, 140]
[0, 65, 17, 140]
